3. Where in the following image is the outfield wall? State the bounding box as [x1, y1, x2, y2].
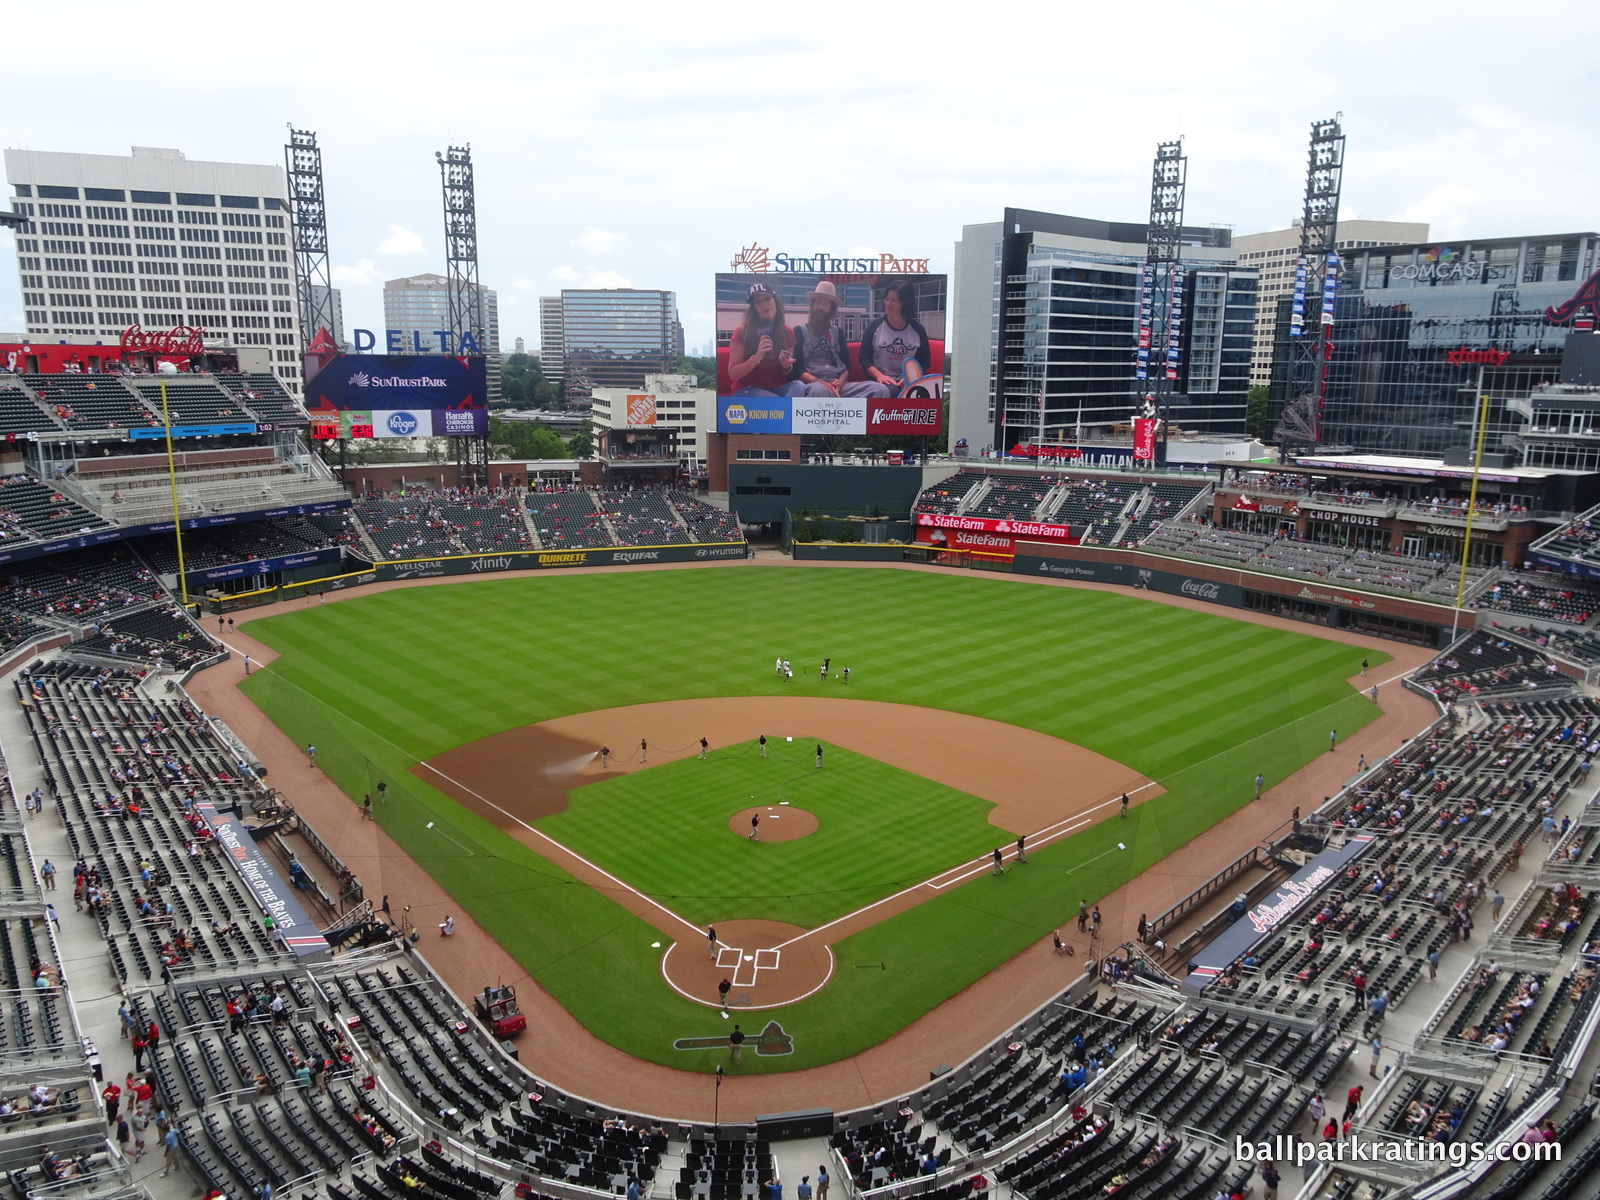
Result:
[1012, 541, 1465, 647]
[372, 542, 748, 581]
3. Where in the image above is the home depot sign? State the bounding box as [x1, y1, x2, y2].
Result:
[625, 394, 657, 426]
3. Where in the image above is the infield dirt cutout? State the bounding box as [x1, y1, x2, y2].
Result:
[414, 696, 1156, 1011]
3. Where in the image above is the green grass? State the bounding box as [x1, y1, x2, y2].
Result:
[242, 566, 1388, 1071]
[538, 744, 1002, 928]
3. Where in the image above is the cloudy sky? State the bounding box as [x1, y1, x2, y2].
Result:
[3, 0, 1596, 352]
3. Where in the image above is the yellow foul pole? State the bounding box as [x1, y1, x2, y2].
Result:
[1453, 375, 1491, 614]
[160, 382, 190, 611]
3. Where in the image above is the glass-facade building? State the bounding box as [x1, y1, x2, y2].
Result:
[560, 289, 684, 390]
[1267, 232, 1600, 456]
[951, 210, 1257, 455]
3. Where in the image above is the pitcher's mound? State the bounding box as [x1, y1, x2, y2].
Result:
[730, 806, 818, 842]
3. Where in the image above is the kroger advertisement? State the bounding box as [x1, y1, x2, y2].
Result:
[714, 270, 945, 436]
[303, 353, 488, 439]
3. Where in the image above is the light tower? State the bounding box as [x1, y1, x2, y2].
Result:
[436, 145, 490, 488]
[1135, 140, 1187, 467]
[285, 128, 336, 350]
[1273, 117, 1346, 455]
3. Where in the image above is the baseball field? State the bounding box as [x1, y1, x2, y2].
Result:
[240, 565, 1387, 1072]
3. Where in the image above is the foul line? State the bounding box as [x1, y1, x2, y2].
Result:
[415, 760, 707, 939]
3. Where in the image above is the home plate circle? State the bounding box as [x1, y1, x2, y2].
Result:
[660, 918, 834, 1009]
[729, 806, 818, 841]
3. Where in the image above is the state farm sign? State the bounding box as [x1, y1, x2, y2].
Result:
[915, 512, 1076, 542]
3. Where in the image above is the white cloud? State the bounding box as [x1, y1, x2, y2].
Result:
[572, 227, 623, 254]
[1401, 185, 1482, 241]
[331, 258, 385, 288]
[377, 225, 426, 255]
[550, 265, 632, 288]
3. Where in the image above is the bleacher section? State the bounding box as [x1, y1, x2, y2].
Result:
[0, 547, 162, 624]
[135, 515, 343, 576]
[0, 474, 112, 542]
[603, 491, 693, 545]
[1418, 630, 1577, 699]
[917, 471, 986, 514]
[1048, 478, 1136, 543]
[355, 497, 465, 560]
[671, 492, 742, 542]
[0, 378, 61, 434]
[21, 373, 159, 430]
[434, 496, 535, 553]
[965, 476, 1053, 521]
[213, 372, 311, 425]
[124, 378, 257, 426]
[1117, 481, 1207, 544]
[1141, 523, 1497, 602]
[1480, 578, 1600, 626]
[75, 603, 220, 669]
[526, 490, 616, 550]
[65, 446, 348, 525]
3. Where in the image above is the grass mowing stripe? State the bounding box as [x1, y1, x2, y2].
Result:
[244, 567, 1390, 1070]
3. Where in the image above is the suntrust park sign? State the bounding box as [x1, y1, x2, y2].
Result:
[729, 244, 931, 274]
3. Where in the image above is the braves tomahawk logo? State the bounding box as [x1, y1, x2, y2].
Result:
[1546, 268, 1600, 326]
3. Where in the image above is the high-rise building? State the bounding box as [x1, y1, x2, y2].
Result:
[539, 296, 564, 381]
[4, 144, 305, 395]
[1266, 231, 1600, 457]
[308, 283, 346, 349]
[556, 289, 682, 390]
[382, 272, 499, 353]
[952, 209, 1258, 455]
[383, 272, 500, 400]
[1234, 219, 1429, 388]
[513, 336, 525, 354]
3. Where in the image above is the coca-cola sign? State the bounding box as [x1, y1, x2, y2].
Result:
[119, 324, 207, 357]
[1180, 579, 1221, 600]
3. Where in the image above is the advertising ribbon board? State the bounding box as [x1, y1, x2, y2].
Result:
[1181, 833, 1375, 994]
[196, 800, 330, 959]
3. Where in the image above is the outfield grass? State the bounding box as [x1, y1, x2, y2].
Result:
[538, 744, 1002, 928]
[242, 566, 1388, 1071]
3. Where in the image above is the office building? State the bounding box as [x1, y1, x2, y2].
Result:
[951, 209, 1258, 455]
[383, 272, 500, 401]
[539, 296, 564, 381]
[308, 283, 346, 349]
[1234, 219, 1428, 387]
[556, 289, 683, 391]
[1266, 231, 1600, 457]
[590, 373, 711, 469]
[5, 144, 305, 395]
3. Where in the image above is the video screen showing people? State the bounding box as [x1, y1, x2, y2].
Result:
[714, 272, 946, 402]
